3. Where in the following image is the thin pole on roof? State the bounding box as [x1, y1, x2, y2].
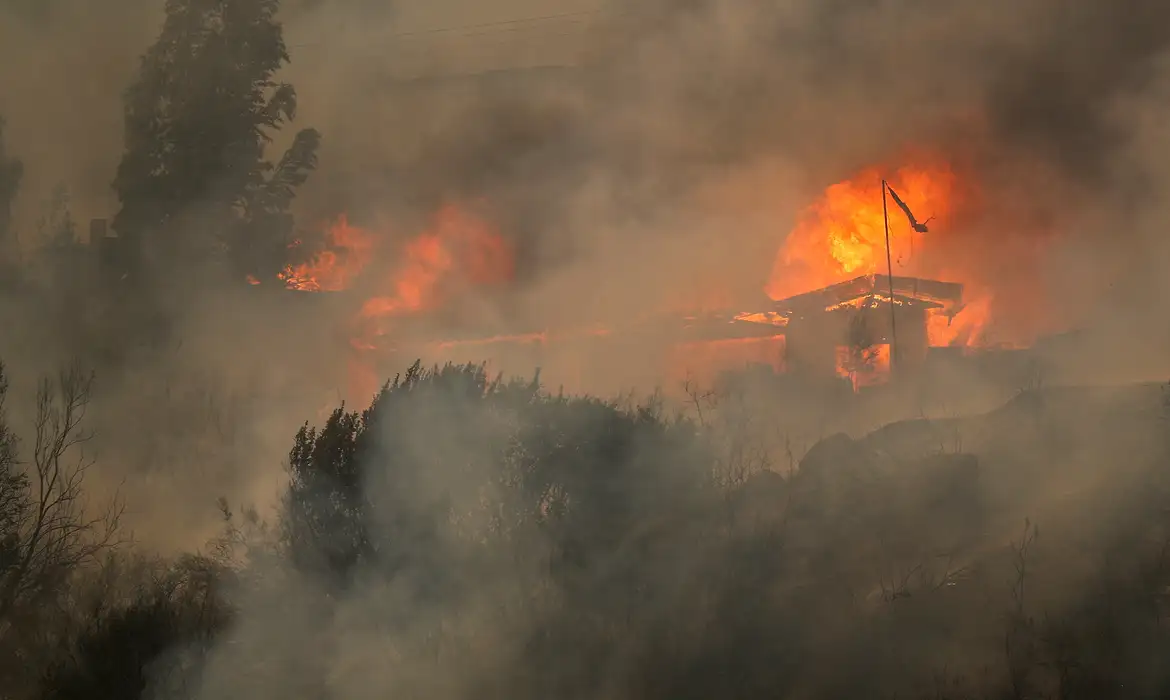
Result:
[881, 179, 899, 371]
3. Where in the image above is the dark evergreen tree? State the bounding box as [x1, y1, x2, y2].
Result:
[112, 0, 320, 281]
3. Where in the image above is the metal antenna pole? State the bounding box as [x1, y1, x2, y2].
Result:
[881, 179, 899, 371]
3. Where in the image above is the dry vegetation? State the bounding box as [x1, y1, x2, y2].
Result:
[0, 352, 1168, 700]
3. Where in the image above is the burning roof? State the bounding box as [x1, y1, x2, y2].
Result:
[771, 274, 964, 318]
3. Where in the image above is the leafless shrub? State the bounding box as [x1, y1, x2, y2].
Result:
[1004, 518, 1040, 700]
[683, 375, 774, 489]
[878, 551, 972, 604]
[0, 362, 124, 640]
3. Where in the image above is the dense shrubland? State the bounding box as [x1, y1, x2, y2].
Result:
[0, 358, 1167, 700]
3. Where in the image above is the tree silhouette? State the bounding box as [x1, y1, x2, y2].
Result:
[284, 362, 523, 585]
[27, 357, 1170, 699]
[36, 555, 231, 700]
[0, 364, 123, 634]
[112, 0, 320, 282]
[0, 362, 124, 696]
[283, 361, 710, 596]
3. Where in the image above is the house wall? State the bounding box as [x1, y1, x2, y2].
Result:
[784, 303, 930, 382]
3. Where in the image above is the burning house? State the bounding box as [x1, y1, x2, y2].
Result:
[767, 274, 964, 388]
[72, 143, 1076, 404]
[250, 151, 1070, 400]
[332, 271, 967, 396]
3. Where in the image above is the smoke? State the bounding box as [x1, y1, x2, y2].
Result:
[253, 0, 1170, 365]
[6, 4, 1170, 700]
[4, 0, 1170, 685]
[0, 0, 161, 235]
[5, 0, 1170, 313]
[0, 0, 1165, 535]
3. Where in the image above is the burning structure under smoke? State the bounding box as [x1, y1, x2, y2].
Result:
[276, 203, 516, 398]
[267, 150, 1065, 398]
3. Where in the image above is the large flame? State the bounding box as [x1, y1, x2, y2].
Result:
[766, 159, 1013, 349]
[359, 204, 513, 320]
[767, 162, 960, 299]
[270, 154, 1061, 399]
[280, 204, 514, 401]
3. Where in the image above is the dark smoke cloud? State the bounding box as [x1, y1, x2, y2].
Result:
[982, 0, 1170, 182]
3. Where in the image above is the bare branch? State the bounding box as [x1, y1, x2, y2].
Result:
[0, 362, 124, 639]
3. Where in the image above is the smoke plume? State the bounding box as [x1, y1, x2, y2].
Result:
[3, 0, 1170, 645]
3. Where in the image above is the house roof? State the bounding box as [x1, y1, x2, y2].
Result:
[771, 275, 964, 317]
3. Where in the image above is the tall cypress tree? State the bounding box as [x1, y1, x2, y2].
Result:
[112, 0, 320, 281]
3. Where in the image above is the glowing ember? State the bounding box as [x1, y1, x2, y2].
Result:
[734, 311, 789, 327]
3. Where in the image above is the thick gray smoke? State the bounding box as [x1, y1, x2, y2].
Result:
[266, 0, 1170, 345]
[5, 2, 1170, 699]
[4, 0, 1170, 304]
[2, 0, 1170, 577]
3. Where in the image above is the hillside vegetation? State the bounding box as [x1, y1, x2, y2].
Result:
[2, 360, 1168, 700]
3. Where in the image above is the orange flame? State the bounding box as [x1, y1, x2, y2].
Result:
[927, 295, 993, 348]
[281, 155, 1061, 398]
[779, 155, 1073, 354]
[359, 204, 513, 320]
[284, 204, 514, 401]
[279, 215, 377, 292]
[767, 162, 960, 301]
[835, 343, 891, 391]
[764, 158, 1033, 349]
